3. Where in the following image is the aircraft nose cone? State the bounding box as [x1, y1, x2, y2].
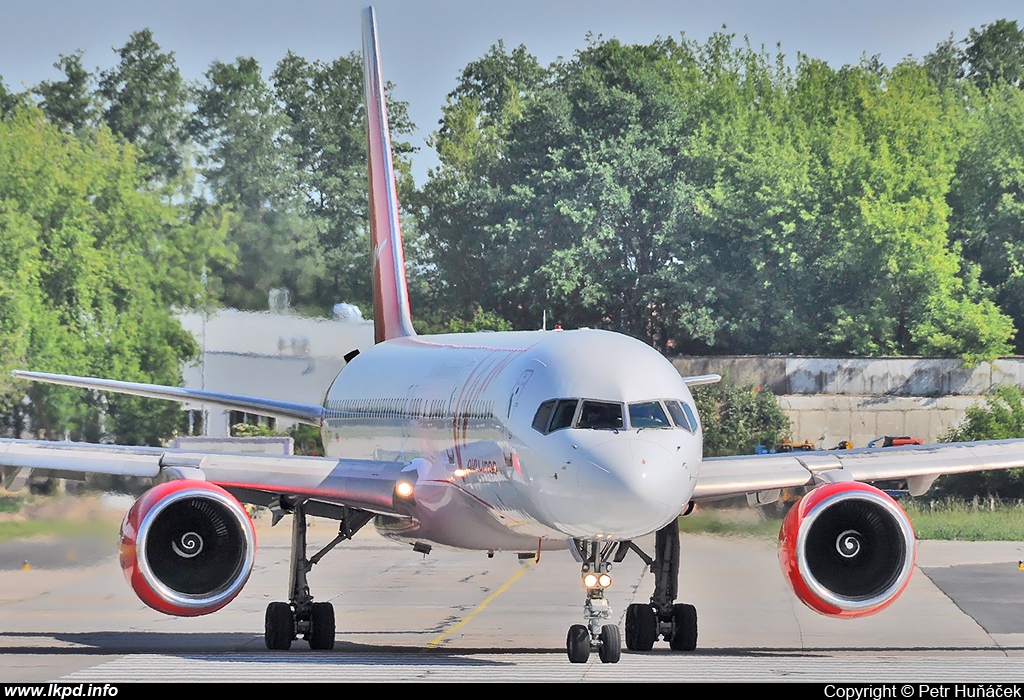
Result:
[574, 437, 693, 537]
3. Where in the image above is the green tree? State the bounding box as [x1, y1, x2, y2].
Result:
[424, 35, 1013, 361]
[35, 52, 97, 133]
[191, 57, 295, 209]
[230, 422, 324, 456]
[0, 107, 226, 444]
[924, 35, 965, 92]
[272, 51, 416, 312]
[424, 39, 719, 349]
[963, 19, 1024, 91]
[99, 29, 190, 184]
[522, 38, 717, 350]
[947, 84, 1024, 352]
[686, 51, 1012, 360]
[419, 42, 549, 329]
[944, 385, 1024, 442]
[0, 76, 27, 119]
[804, 61, 1011, 361]
[679, 36, 815, 354]
[413, 304, 516, 335]
[191, 57, 314, 311]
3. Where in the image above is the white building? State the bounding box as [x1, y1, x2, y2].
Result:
[177, 309, 374, 437]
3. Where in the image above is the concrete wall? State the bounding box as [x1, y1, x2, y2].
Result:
[670, 355, 1024, 446]
[671, 356, 1024, 396]
[778, 395, 979, 447]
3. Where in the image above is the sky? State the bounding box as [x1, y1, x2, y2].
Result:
[1, 0, 1021, 183]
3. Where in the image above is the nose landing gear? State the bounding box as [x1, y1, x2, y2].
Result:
[566, 539, 621, 664]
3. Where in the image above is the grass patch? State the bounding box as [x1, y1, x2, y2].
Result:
[679, 499, 1024, 542]
[0, 519, 117, 544]
[0, 495, 22, 514]
[677, 509, 782, 540]
[904, 498, 1024, 541]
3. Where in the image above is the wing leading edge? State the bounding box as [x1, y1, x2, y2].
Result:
[0, 438, 418, 517]
[693, 438, 1024, 500]
[12, 370, 325, 426]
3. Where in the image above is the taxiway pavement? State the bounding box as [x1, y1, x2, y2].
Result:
[1, 511, 1022, 682]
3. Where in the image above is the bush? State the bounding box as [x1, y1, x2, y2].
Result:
[229, 422, 324, 456]
[935, 385, 1024, 499]
[691, 381, 790, 457]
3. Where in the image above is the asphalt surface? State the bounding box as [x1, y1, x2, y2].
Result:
[0, 536, 113, 571]
[1, 514, 1022, 682]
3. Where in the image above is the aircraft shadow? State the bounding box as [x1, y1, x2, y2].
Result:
[2, 631, 1020, 662]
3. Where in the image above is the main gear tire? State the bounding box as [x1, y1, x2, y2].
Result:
[668, 603, 697, 652]
[265, 602, 294, 651]
[625, 603, 657, 651]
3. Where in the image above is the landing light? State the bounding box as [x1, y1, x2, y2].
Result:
[395, 482, 414, 499]
[583, 572, 612, 589]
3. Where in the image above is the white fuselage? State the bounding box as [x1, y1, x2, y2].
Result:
[321, 329, 703, 551]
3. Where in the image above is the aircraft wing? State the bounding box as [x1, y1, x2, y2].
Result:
[11, 370, 326, 426]
[0, 438, 417, 517]
[692, 439, 1024, 501]
[681, 374, 721, 386]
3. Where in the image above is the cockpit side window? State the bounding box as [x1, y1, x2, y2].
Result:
[577, 401, 624, 430]
[532, 400, 556, 434]
[548, 399, 579, 432]
[629, 401, 671, 429]
[665, 400, 690, 430]
[665, 400, 699, 433]
[682, 402, 699, 433]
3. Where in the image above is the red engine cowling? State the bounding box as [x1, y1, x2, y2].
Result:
[120, 480, 256, 617]
[778, 481, 916, 618]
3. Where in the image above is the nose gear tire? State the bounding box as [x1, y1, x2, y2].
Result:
[566, 624, 591, 663]
[598, 624, 621, 663]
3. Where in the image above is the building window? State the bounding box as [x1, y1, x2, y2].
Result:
[229, 411, 276, 432]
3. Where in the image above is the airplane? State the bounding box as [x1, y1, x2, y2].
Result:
[4, 5, 1024, 665]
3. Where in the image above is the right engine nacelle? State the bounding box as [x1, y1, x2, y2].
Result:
[120, 480, 256, 617]
[778, 481, 916, 618]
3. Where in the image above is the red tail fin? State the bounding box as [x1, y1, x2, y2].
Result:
[362, 6, 415, 344]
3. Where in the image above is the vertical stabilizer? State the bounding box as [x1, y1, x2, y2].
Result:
[362, 6, 416, 344]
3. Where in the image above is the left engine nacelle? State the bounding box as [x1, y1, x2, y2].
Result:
[778, 481, 916, 618]
[120, 480, 256, 617]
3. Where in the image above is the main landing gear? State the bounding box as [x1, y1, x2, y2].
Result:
[623, 517, 698, 652]
[566, 539, 621, 664]
[264, 499, 372, 651]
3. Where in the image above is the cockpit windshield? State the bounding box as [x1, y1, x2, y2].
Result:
[531, 397, 695, 434]
[548, 399, 578, 432]
[531, 398, 621, 433]
[628, 401, 671, 429]
[577, 401, 623, 430]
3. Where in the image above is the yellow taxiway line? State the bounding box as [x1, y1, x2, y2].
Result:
[426, 562, 533, 648]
